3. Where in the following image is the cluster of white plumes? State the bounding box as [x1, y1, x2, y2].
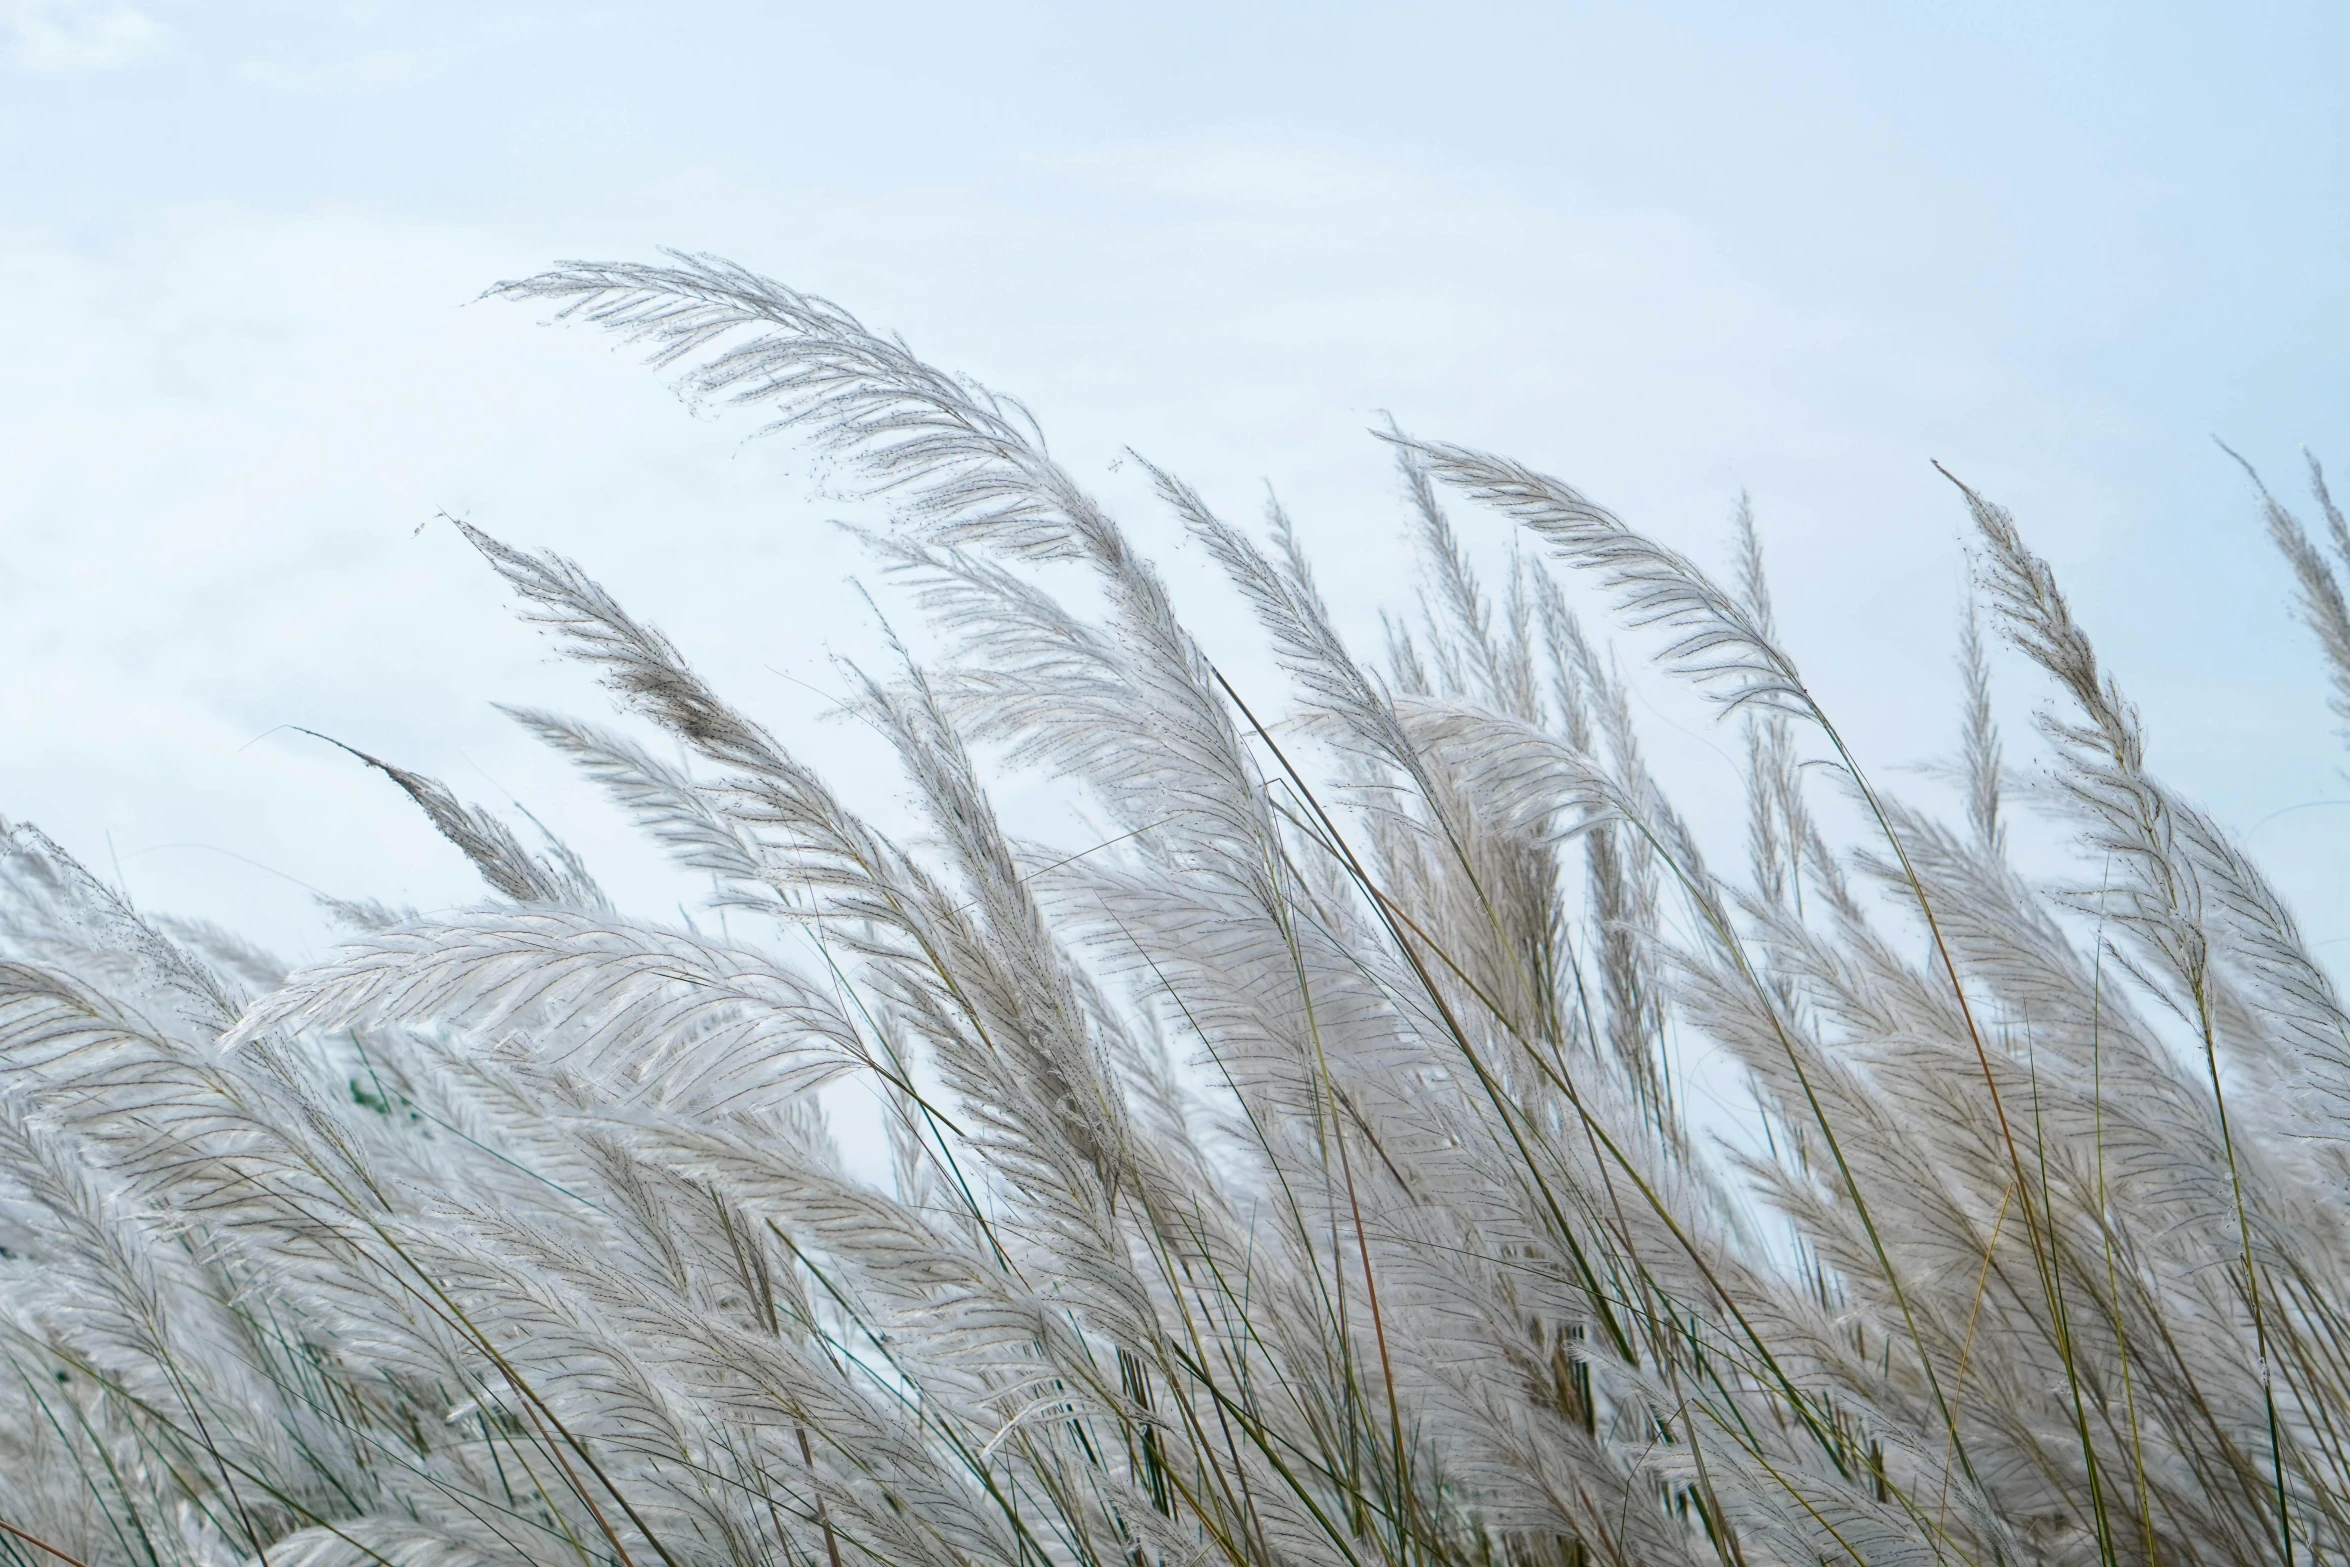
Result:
[3, 256, 2347, 1567]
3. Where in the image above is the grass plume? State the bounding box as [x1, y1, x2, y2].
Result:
[0, 253, 2341, 1567]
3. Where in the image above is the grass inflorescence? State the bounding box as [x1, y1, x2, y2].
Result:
[1, 255, 2344, 1567]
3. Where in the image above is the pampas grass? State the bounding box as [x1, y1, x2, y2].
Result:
[1, 254, 2343, 1567]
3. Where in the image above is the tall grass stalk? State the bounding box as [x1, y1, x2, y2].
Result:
[2, 254, 2345, 1567]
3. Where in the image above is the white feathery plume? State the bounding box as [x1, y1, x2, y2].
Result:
[5, 255, 2349, 1567]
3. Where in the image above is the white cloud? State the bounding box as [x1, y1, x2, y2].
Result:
[1, 0, 160, 71]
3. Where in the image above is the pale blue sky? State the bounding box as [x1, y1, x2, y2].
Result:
[5, 0, 2348, 958]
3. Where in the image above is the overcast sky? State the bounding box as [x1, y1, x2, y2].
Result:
[5, 0, 2348, 966]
